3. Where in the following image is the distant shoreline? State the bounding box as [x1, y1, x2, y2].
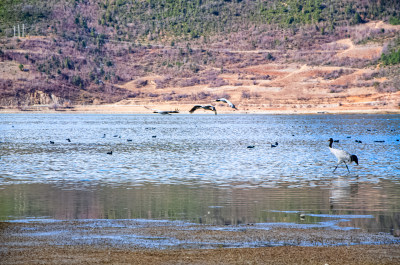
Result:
[1, 105, 399, 115]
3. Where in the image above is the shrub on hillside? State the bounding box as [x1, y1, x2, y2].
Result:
[381, 49, 400, 65]
[241, 90, 251, 99]
[329, 84, 348, 93]
[135, 79, 148, 88]
[389, 16, 400, 25]
[321, 69, 355, 80]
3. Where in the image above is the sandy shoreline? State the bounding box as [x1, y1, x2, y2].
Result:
[1, 104, 399, 114]
[1, 220, 399, 264]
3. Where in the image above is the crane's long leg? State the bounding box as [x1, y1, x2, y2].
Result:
[345, 163, 350, 173]
[333, 165, 339, 173]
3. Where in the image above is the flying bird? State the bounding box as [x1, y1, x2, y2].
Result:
[328, 138, 358, 173]
[215, 98, 237, 109]
[144, 106, 179, 115]
[189, 105, 217, 115]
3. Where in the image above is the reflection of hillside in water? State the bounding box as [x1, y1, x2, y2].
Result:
[329, 177, 400, 235]
[1, 180, 399, 235]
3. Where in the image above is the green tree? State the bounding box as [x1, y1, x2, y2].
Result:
[389, 16, 400, 25]
[64, 57, 74, 70]
[72, 75, 84, 88]
[353, 12, 363, 24]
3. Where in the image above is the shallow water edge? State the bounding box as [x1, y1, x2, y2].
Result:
[2, 218, 399, 250]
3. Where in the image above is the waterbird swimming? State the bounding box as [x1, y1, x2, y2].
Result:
[189, 105, 217, 115]
[271, 142, 279, 148]
[215, 98, 237, 109]
[328, 138, 358, 173]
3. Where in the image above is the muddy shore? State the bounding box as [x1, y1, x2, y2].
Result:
[1, 220, 399, 264]
[2, 244, 399, 264]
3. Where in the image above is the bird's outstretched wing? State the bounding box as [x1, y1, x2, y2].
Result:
[144, 106, 158, 113]
[166, 109, 179, 114]
[204, 105, 217, 115]
[189, 105, 202, 113]
[145, 106, 179, 114]
[216, 98, 237, 109]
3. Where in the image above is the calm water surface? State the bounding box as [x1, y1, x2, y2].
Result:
[0, 114, 399, 235]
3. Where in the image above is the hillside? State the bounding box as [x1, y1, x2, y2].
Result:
[0, 0, 400, 113]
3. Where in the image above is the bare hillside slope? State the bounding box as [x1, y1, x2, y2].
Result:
[1, 0, 400, 113]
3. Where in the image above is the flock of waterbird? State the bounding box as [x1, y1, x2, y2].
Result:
[145, 98, 237, 115]
[49, 132, 364, 174]
[44, 98, 397, 174]
[142, 97, 366, 173]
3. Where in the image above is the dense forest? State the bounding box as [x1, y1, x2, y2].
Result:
[0, 0, 399, 108]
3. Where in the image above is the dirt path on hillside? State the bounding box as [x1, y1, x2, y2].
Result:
[335, 38, 382, 59]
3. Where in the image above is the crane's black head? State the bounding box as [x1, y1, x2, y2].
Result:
[350, 155, 359, 165]
[328, 138, 333, 148]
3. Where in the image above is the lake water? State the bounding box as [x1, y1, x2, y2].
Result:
[0, 114, 399, 236]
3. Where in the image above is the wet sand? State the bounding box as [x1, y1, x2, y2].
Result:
[1, 220, 399, 264]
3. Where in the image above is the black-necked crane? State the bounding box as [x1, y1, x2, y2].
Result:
[215, 98, 237, 109]
[189, 105, 217, 115]
[328, 138, 358, 173]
